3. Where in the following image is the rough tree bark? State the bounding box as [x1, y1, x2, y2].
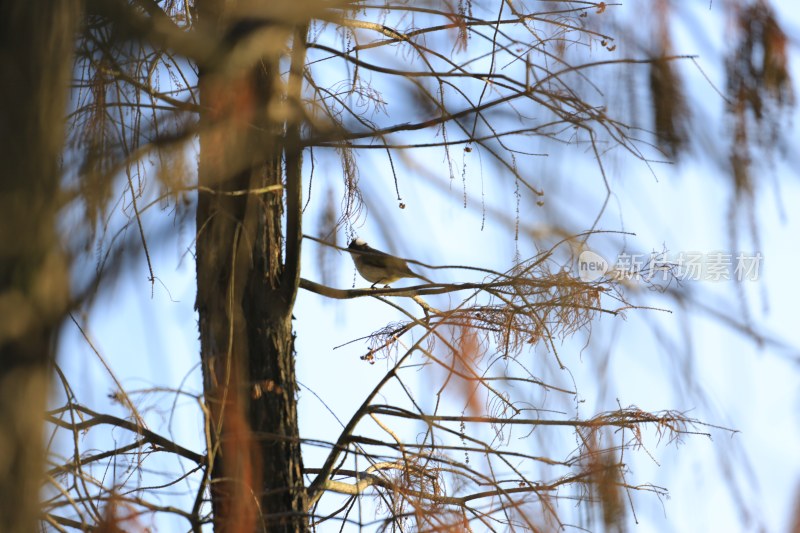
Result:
[195, 3, 308, 530]
[0, 2, 79, 532]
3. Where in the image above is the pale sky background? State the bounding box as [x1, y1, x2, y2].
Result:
[53, 2, 800, 531]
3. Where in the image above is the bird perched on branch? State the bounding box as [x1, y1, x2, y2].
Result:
[348, 238, 433, 287]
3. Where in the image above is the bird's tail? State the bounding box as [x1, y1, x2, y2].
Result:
[414, 272, 434, 284]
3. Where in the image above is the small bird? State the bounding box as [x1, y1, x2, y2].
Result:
[348, 238, 433, 287]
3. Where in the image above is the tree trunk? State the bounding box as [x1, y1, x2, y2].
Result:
[195, 4, 307, 530]
[0, 2, 79, 531]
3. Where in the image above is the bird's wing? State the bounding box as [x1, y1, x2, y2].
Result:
[355, 247, 395, 267]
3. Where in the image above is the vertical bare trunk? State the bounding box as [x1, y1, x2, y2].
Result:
[0, 2, 78, 531]
[195, 4, 307, 530]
